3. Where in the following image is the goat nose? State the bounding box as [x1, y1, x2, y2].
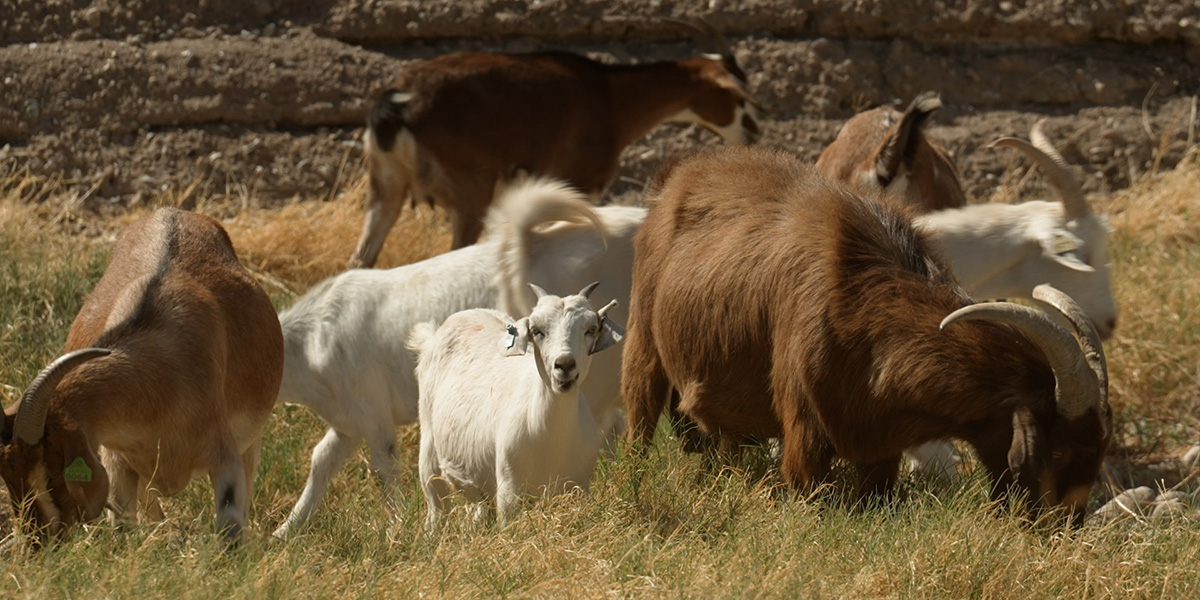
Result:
[554, 356, 576, 373]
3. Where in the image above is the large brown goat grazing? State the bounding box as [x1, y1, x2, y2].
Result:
[0, 208, 283, 541]
[350, 23, 758, 267]
[622, 147, 1110, 524]
[816, 92, 966, 213]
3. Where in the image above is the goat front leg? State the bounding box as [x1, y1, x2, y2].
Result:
[103, 450, 139, 529]
[350, 173, 408, 268]
[855, 457, 901, 506]
[273, 428, 361, 541]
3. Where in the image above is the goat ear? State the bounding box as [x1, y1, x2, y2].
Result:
[1039, 230, 1094, 272]
[590, 301, 625, 355]
[501, 318, 530, 357]
[1007, 408, 1043, 495]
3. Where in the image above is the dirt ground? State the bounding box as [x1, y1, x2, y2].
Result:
[2, 0, 1199, 209]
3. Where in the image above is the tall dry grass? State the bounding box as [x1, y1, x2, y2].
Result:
[0, 154, 1198, 598]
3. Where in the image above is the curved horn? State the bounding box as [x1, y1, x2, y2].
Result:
[528, 283, 549, 300]
[578, 281, 600, 299]
[13, 348, 111, 445]
[660, 17, 745, 83]
[988, 120, 1089, 219]
[1032, 284, 1108, 402]
[940, 303, 1100, 420]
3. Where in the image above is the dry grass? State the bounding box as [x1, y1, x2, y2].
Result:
[0, 155, 1199, 598]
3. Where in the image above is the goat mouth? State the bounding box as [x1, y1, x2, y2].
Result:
[554, 376, 577, 392]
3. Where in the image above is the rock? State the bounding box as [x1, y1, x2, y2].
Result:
[1093, 486, 1157, 520]
[1182, 445, 1200, 471]
[1151, 499, 1188, 519]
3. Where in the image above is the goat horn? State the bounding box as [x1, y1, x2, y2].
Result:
[1032, 284, 1108, 406]
[660, 17, 746, 83]
[528, 283, 549, 300]
[579, 281, 600, 299]
[13, 348, 111, 445]
[597, 299, 619, 320]
[940, 303, 1100, 420]
[989, 120, 1090, 219]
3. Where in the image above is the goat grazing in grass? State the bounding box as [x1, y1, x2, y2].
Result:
[623, 147, 1110, 525]
[0, 208, 282, 541]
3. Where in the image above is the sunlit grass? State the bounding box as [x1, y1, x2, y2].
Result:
[0, 154, 1198, 597]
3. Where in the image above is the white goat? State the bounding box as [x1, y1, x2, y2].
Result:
[271, 178, 641, 540]
[408, 284, 622, 527]
[906, 120, 1117, 480]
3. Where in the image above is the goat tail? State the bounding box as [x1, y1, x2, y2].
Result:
[406, 321, 438, 359]
[487, 177, 608, 316]
[366, 88, 413, 154]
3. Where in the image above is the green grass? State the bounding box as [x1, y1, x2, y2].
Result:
[1, 156, 1200, 598]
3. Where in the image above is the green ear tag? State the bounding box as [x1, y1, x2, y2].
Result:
[64, 457, 92, 483]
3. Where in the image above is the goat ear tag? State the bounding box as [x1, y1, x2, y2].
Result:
[505, 324, 518, 349]
[64, 457, 92, 483]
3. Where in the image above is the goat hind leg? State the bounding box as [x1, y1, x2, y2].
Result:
[366, 427, 403, 522]
[210, 441, 249, 541]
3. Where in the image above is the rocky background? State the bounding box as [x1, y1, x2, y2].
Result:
[2, 0, 1199, 209]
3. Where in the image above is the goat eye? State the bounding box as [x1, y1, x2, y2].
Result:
[530, 327, 543, 339]
[586, 327, 598, 336]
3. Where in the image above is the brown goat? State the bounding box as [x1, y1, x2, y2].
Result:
[623, 147, 1110, 524]
[351, 27, 758, 267]
[816, 92, 966, 213]
[0, 208, 283, 540]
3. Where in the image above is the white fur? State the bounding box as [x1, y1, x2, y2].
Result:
[916, 200, 1116, 338]
[908, 200, 1116, 481]
[409, 291, 619, 528]
[271, 179, 643, 539]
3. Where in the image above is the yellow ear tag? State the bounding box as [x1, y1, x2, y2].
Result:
[64, 457, 92, 483]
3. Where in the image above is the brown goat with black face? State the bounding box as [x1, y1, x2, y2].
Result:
[351, 22, 758, 267]
[0, 208, 283, 541]
[816, 92, 966, 213]
[622, 147, 1110, 524]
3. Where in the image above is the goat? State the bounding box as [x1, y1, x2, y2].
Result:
[915, 120, 1117, 339]
[622, 146, 1111, 525]
[816, 92, 966, 213]
[272, 178, 641, 539]
[350, 22, 757, 267]
[0, 208, 283, 541]
[903, 120, 1118, 481]
[408, 284, 622, 527]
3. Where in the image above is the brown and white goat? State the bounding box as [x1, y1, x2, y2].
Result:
[816, 92, 966, 213]
[351, 27, 758, 267]
[622, 147, 1110, 524]
[0, 208, 283, 541]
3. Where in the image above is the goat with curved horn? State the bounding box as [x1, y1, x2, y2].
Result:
[12, 348, 111, 445]
[989, 120, 1090, 219]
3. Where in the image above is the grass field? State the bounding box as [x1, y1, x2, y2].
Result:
[0, 154, 1198, 598]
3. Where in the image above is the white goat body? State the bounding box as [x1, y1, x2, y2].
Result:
[408, 289, 620, 527]
[272, 179, 641, 539]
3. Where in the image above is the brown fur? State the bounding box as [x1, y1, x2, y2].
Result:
[816, 94, 966, 213]
[351, 50, 756, 266]
[622, 147, 1109, 523]
[0, 208, 283, 539]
